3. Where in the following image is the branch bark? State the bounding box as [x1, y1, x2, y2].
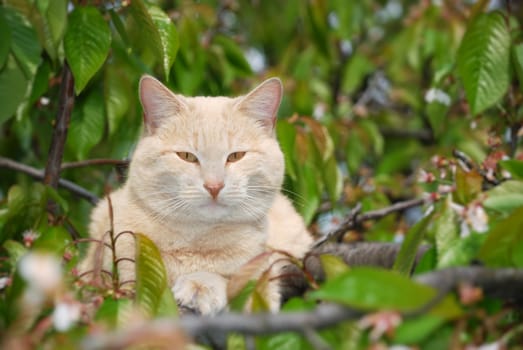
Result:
[82, 266, 523, 350]
[0, 156, 98, 205]
[43, 62, 75, 189]
[42, 63, 76, 223]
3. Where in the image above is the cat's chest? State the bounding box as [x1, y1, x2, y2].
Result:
[158, 228, 267, 280]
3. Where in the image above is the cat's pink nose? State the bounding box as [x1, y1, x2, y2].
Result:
[204, 181, 224, 199]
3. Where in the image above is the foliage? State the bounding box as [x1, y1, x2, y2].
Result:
[0, 0, 523, 349]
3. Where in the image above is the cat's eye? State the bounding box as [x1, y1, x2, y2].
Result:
[227, 152, 246, 163]
[176, 152, 199, 163]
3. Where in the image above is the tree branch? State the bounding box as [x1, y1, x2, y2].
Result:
[43, 62, 75, 189]
[61, 158, 129, 170]
[82, 266, 523, 350]
[313, 198, 427, 248]
[0, 156, 98, 205]
[43, 63, 75, 222]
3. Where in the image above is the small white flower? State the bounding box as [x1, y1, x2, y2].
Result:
[468, 204, 488, 233]
[418, 169, 435, 183]
[438, 184, 454, 194]
[244, 48, 266, 74]
[53, 300, 81, 332]
[19, 252, 62, 295]
[0, 276, 11, 290]
[313, 102, 327, 120]
[450, 201, 488, 237]
[39, 96, 50, 106]
[425, 88, 451, 106]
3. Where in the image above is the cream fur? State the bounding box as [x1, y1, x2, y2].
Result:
[81, 76, 313, 314]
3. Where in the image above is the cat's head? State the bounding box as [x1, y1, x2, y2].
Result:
[128, 75, 285, 224]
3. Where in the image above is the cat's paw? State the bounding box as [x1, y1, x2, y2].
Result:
[171, 272, 228, 315]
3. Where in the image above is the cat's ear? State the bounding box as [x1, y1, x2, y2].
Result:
[235, 78, 282, 134]
[139, 75, 187, 134]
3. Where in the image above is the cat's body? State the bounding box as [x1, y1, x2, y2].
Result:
[82, 76, 312, 314]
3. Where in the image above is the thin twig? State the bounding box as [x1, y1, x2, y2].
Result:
[379, 127, 434, 144]
[61, 158, 129, 170]
[452, 149, 500, 186]
[0, 156, 99, 205]
[314, 198, 426, 248]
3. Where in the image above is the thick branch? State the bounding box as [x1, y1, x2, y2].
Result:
[416, 266, 523, 302]
[43, 62, 75, 188]
[0, 156, 98, 205]
[82, 266, 523, 350]
[83, 303, 362, 350]
[43, 63, 75, 222]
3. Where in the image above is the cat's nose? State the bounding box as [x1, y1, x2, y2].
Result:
[204, 181, 224, 199]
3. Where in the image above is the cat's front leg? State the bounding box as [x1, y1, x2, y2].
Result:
[172, 271, 228, 315]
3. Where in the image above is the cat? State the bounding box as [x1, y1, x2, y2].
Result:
[80, 75, 313, 315]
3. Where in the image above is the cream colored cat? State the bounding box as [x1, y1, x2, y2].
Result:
[81, 75, 312, 315]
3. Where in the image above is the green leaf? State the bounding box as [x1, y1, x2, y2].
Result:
[229, 280, 256, 312]
[41, 0, 67, 60]
[213, 35, 252, 75]
[319, 254, 350, 280]
[135, 233, 178, 317]
[67, 89, 105, 160]
[0, 7, 11, 68]
[483, 180, 523, 215]
[499, 159, 523, 180]
[438, 232, 486, 268]
[155, 286, 179, 318]
[0, 57, 29, 124]
[295, 162, 321, 224]
[64, 6, 111, 94]
[360, 119, 384, 156]
[456, 12, 510, 115]
[393, 212, 433, 275]
[342, 52, 375, 94]
[310, 267, 461, 317]
[129, 0, 177, 80]
[95, 298, 133, 329]
[454, 167, 482, 205]
[345, 127, 366, 175]
[148, 6, 179, 79]
[277, 120, 297, 180]
[394, 315, 447, 345]
[322, 155, 343, 204]
[28, 59, 50, 104]
[513, 43, 523, 93]
[33, 226, 71, 255]
[432, 197, 459, 267]
[413, 246, 437, 275]
[109, 9, 129, 46]
[256, 332, 311, 350]
[0, 183, 48, 245]
[105, 69, 131, 136]
[3, 240, 28, 268]
[478, 205, 523, 267]
[3, 6, 42, 78]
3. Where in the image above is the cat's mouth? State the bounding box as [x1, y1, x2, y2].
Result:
[201, 198, 227, 209]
